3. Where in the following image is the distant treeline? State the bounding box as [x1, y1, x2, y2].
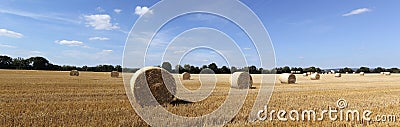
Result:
[1, 55, 399, 74]
[158, 62, 400, 74]
[0, 55, 122, 72]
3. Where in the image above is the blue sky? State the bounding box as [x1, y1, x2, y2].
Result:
[0, 0, 399, 69]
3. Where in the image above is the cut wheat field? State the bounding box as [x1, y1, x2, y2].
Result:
[1, 69, 400, 126]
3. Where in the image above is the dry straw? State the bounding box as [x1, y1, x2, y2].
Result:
[70, 70, 79, 76]
[111, 71, 119, 78]
[279, 73, 296, 84]
[182, 72, 191, 80]
[231, 72, 253, 89]
[310, 73, 320, 80]
[131, 67, 176, 106]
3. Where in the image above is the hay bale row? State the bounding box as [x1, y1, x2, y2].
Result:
[131, 67, 176, 106]
[111, 71, 119, 78]
[182, 72, 191, 80]
[231, 72, 253, 89]
[70, 70, 79, 76]
[383, 72, 391, 76]
[279, 73, 296, 84]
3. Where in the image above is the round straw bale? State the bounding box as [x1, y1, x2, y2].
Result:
[380, 72, 384, 75]
[111, 71, 119, 78]
[279, 73, 296, 84]
[303, 73, 308, 77]
[131, 67, 176, 106]
[182, 72, 191, 80]
[384, 72, 391, 76]
[359, 72, 365, 76]
[345, 72, 349, 74]
[310, 73, 320, 80]
[353, 72, 356, 74]
[231, 72, 253, 89]
[335, 73, 341, 77]
[70, 70, 79, 76]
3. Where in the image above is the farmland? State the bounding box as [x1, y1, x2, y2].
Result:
[1, 70, 400, 126]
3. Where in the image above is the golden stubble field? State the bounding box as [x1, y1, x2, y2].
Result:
[1, 69, 400, 126]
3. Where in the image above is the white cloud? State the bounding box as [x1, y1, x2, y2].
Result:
[0, 44, 17, 48]
[342, 8, 371, 16]
[84, 14, 119, 30]
[96, 7, 105, 12]
[99, 50, 113, 55]
[135, 6, 153, 16]
[114, 9, 122, 14]
[55, 40, 84, 46]
[0, 8, 79, 24]
[0, 29, 23, 38]
[89, 37, 110, 41]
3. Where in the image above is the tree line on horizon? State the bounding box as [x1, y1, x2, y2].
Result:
[1, 55, 399, 74]
[0, 55, 122, 72]
[159, 62, 400, 74]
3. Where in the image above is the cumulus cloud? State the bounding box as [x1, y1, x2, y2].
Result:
[84, 14, 119, 30]
[89, 37, 110, 41]
[342, 8, 371, 16]
[114, 9, 122, 14]
[135, 6, 153, 16]
[0, 29, 23, 38]
[55, 40, 84, 46]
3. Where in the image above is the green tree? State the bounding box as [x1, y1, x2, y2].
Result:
[82, 65, 88, 71]
[0, 55, 13, 69]
[356, 67, 370, 73]
[281, 66, 291, 73]
[220, 66, 231, 74]
[161, 62, 172, 72]
[208, 63, 219, 73]
[175, 65, 185, 73]
[339, 67, 354, 73]
[390, 68, 400, 73]
[115, 65, 122, 72]
[12, 57, 29, 69]
[27, 57, 51, 70]
[231, 66, 237, 73]
[183, 64, 191, 72]
[249, 65, 259, 74]
[372, 67, 385, 73]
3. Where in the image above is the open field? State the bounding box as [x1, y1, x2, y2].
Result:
[1, 70, 400, 126]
